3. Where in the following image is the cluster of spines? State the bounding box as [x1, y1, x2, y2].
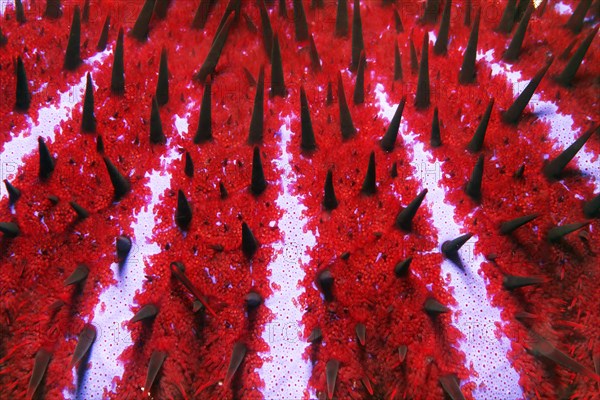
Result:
[3, 1, 600, 399]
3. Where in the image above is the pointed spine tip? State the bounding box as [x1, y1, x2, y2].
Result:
[69, 201, 90, 219]
[194, 13, 234, 82]
[433, 0, 452, 55]
[555, 26, 599, 86]
[338, 73, 356, 139]
[323, 169, 338, 211]
[4, 180, 22, 205]
[131, 304, 159, 323]
[194, 80, 212, 143]
[130, 0, 156, 41]
[415, 33, 430, 109]
[64, 264, 90, 286]
[300, 86, 317, 151]
[353, 51, 366, 104]
[64, 6, 81, 70]
[503, 3, 533, 62]
[184, 152, 194, 177]
[350, 0, 364, 71]
[103, 157, 130, 201]
[458, 8, 480, 84]
[38, 137, 55, 180]
[259, 0, 274, 58]
[465, 154, 484, 200]
[307, 327, 323, 343]
[225, 342, 246, 384]
[15, 56, 31, 111]
[156, 47, 169, 106]
[439, 375, 466, 400]
[543, 125, 597, 179]
[503, 275, 543, 290]
[395, 189, 428, 231]
[499, 213, 539, 235]
[27, 349, 52, 400]
[430, 107, 442, 147]
[424, 298, 450, 315]
[502, 57, 553, 124]
[175, 189, 192, 230]
[143, 350, 167, 395]
[219, 181, 228, 199]
[69, 324, 97, 368]
[249, 66, 265, 144]
[242, 222, 259, 258]
[270, 35, 286, 97]
[442, 233, 473, 255]
[97, 15, 110, 52]
[467, 98, 494, 152]
[394, 9, 404, 33]
[380, 97, 406, 151]
[394, 256, 412, 277]
[565, 0, 593, 33]
[394, 42, 403, 81]
[547, 221, 589, 242]
[409, 37, 419, 74]
[150, 96, 166, 144]
[309, 34, 322, 71]
[326, 359, 340, 399]
[360, 151, 376, 195]
[251, 147, 268, 196]
[82, 73, 96, 133]
[111, 28, 125, 94]
[355, 323, 366, 345]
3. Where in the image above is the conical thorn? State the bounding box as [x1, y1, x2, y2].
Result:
[323, 169, 338, 211]
[175, 190, 192, 230]
[502, 58, 553, 124]
[242, 222, 259, 258]
[338, 72, 356, 139]
[380, 97, 406, 151]
[424, 298, 449, 315]
[394, 257, 412, 278]
[64, 264, 89, 286]
[395, 189, 428, 231]
[69, 324, 96, 368]
[194, 79, 212, 143]
[248, 66, 265, 144]
[225, 342, 246, 384]
[360, 151, 376, 195]
[326, 359, 340, 400]
[251, 147, 268, 196]
[130, 0, 156, 41]
[143, 350, 167, 395]
[64, 5, 81, 70]
[300, 86, 317, 150]
[131, 304, 159, 323]
[543, 125, 597, 179]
